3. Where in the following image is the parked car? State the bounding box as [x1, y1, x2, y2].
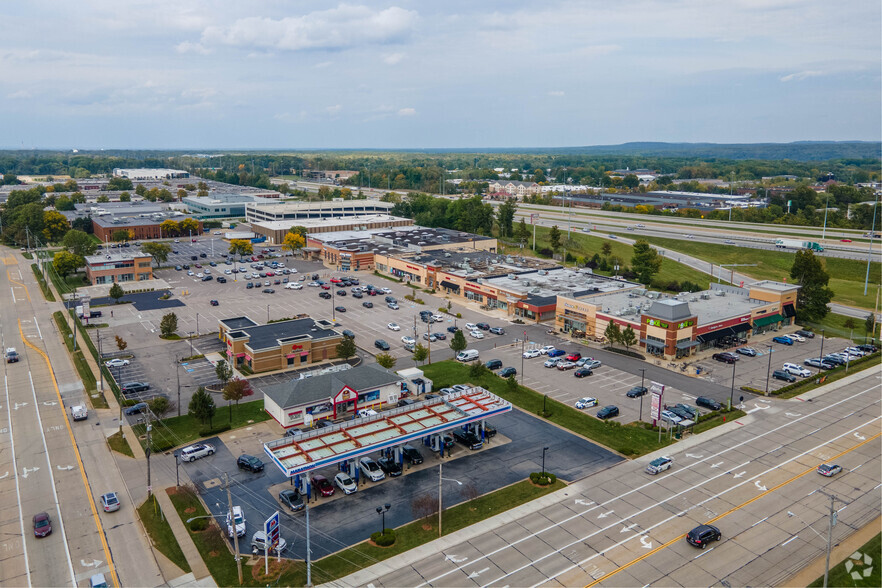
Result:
[539, 345, 556, 355]
[279, 489, 305, 511]
[251, 531, 287, 554]
[377, 456, 403, 477]
[645, 456, 673, 475]
[334, 472, 358, 494]
[575, 397, 598, 409]
[712, 352, 738, 364]
[547, 349, 566, 358]
[447, 325, 460, 333]
[485, 359, 503, 370]
[452, 428, 483, 450]
[795, 330, 815, 339]
[100, 492, 121, 512]
[387, 322, 400, 331]
[857, 344, 878, 353]
[782, 363, 811, 377]
[374, 339, 390, 351]
[432, 332, 446, 340]
[597, 406, 619, 419]
[772, 336, 794, 345]
[476, 322, 490, 330]
[544, 358, 561, 368]
[574, 367, 593, 378]
[359, 457, 386, 482]
[121, 382, 150, 394]
[387, 302, 399, 310]
[237, 454, 264, 473]
[401, 444, 424, 465]
[124, 402, 148, 416]
[499, 366, 517, 378]
[675, 404, 700, 419]
[736, 347, 757, 356]
[104, 358, 130, 368]
[522, 349, 541, 359]
[363, 301, 374, 308]
[786, 333, 805, 342]
[696, 396, 722, 411]
[180, 443, 215, 462]
[489, 326, 505, 335]
[626, 386, 648, 398]
[401, 336, 416, 345]
[565, 352, 582, 362]
[804, 357, 836, 370]
[469, 330, 485, 339]
[311, 475, 335, 497]
[667, 405, 694, 421]
[660, 410, 682, 424]
[33, 512, 52, 537]
[226, 506, 246, 538]
[334, 306, 346, 313]
[686, 524, 721, 548]
[772, 369, 796, 382]
[817, 464, 842, 477]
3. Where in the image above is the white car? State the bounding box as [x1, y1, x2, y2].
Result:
[289, 268, 297, 273]
[783, 363, 811, 377]
[359, 457, 385, 482]
[334, 472, 358, 494]
[645, 456, 674, 475]
[660, 410, 682, 424]
[684, 234, 694, 239]
[388, 323, 401, 331]
[381, 287, 392, 294]
[196, 272, 204, 278]
[226, 506, 246, 538]
[786, 333, 805, 342]
[539, 345, 556, 355]
[401, 336, 416, 345]
[431, 314, 444, 322]
[307, 281, 320, 287]
[575, 397, 598, 409]
[523, 349, 541, 359]
[470, 330, 484, 339]
[187, 271, 195, 276]
[105, 358, 130, 368]
[251, 531, 287, 554]
[224, 269, 232, 275]
[285, 282, 302, 289]
[844, 346, 867, 357]
[465, 323, 478, 331]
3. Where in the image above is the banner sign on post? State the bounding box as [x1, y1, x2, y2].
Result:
[649, 381, 665, 424]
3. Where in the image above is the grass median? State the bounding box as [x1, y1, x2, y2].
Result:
[137, 495, 191, 574]
[107, 431, 134, 457]
[52, 311, 107, 408]
[30, 264, 55, 301]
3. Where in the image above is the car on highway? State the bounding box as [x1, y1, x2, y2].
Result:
[377, 456, 403, 477]
[840, 238, 852, 242]
[597, 406, 619, 419]
[817, 464, 842, 477]
[645, 456, 673, 475]
[686, 524, 721, 548]
[100, 492, 121, 512]
[574, 367, 593, 378]
[311, 474, 335, 497]
[105, 358, 130, 368]
[575, 397, 598, 409]
[772, 369, 796, 382]
[724, 239, 735, 244]
[387, 323, 400, 331]
[236, 454, 264, 473]
[121, 381, 150, 394]
[626, 386, 648, 398]
[401, 444, 423, 464]
[226, 506, 246, 538]
[772, 336, 794, 345]
[696, 396, 722, 411]
[334, 472, 358, 494]
[374, 339, 390, 351]
[359, 457, 386, 482]
[782, 363, 811, 377]
[33, 512, 52, 537]
[279, 488, 305, 511]
[736, 347, 757, 356]
[499, 367, 517, 378]
[712, 352, 738, 364]
[523, 349, 541, 358]
[180, 443, 215, 462]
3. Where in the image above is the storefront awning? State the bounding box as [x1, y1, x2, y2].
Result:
[676, 340, 700, 349]
[440, 280, 460, 291]
[640, 338, 665, 349]
[696, 329, 730, 343]
[753, 313, 784, 327]
[731, 322, 751, 334]
[783, 304, 796, 318]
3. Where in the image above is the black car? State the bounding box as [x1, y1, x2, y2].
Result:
[483, 423, 497, 438]
[246, 282, 254, 289]
[377, 456, 403, 477]
[667, 405, 693, 420]
[823, 354, 846, 366]
[772, 369, 796, 382]
[476, 322, 490, 330]
[210, 300, 219, 306]
[696, 396, 722, 411]
[342, 329, 355, 339]
[319, 292, 332, 299]
[432, 332, 446, 340]
[216, 277, 226, 283]
[499, 366, 517, 378]
[574, 367, 593, 378]
[201, 275, 213, 281]
[857, 343, 878, 353]
[121, 382, 150, 395]
[374, 339, 390, 351]
[686, 524, 721, 548]
[262, 288, 275, 294]
[401, 444, 423, 464]
[352, 292, 363, 298]
[712, 352, 738, 364]
[485, 359, 503, 370]
[182, 264, 190, 269]
[795, 330, 815, 339]
[175, 265, 183, 271]
[626, 386, 648, 398]
[334, 306, 346, 313]
[336, 290, 346, 296]
[452, 428, 483, 450]
[279, 489, 304, 512]
[237, 454, 264, 473]
[199, 253, 207, 258]
[362, 301, 374, 308]
[397, 398, 417, 407]
[597, 405, 619, 419]
[385, 295, 396, 303]
[447, 325, 460, 333]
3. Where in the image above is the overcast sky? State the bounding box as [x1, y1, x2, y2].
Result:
[2, 1, 879, 149]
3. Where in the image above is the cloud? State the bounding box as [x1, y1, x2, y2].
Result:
[383, 52, 404, 64]
[7, 90, 33, 99]
[175, 41, 211, 55]
[325, 104, 343, 115]
[780, 69, 824, 82]
[397, 107, 416, 116]
[547, 90, 565, 97]
[313, 61, 334, 69]
[199, 5, 418, 52]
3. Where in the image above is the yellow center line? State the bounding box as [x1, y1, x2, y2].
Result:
[19, 320, 120, 588]
[585, 430, 882, 587]
[7, 270, 31, 302]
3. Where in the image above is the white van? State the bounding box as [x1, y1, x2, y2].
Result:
[456, 349, 479, 362]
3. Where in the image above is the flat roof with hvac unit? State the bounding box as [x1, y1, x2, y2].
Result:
[263, 386, 511, 477]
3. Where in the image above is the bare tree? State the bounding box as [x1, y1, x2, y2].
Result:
[411, 493, 438, 520]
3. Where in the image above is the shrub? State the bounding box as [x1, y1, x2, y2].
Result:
[189, 518, 209, 532]
[529, 472, 557, 486]
[455, 313, 462, 318]
[371, 529, 396, 546]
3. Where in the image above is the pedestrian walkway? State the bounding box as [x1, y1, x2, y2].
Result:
[154, 490, 215, 584]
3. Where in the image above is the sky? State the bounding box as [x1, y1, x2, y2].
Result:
[1, 0, 880, 149]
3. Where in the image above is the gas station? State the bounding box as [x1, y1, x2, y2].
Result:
[263, 386, 512, 499]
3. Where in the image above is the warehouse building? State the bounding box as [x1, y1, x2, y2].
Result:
[250, 214, 412, 245]
[112, 168, 190, 180]
[245, 200, 395, 223]
[182, 193, 267, 219]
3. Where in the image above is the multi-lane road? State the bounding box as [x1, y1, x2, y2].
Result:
[331, 368, 881, 588]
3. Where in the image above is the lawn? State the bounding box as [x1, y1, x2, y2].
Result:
[132, 399, 271, 452]
[423, 361, 673, 457]
[621, 234, 880, 311]
[801, 312, 881, 343]
[137, 496, 191, 574]
[107, 431, 134, 457]
[30, 264, 56, 301]
[52, 311, 107, 408]
[809, 532, 881, 588]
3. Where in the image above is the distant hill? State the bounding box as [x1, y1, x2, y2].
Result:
[523, 141, 881, 161]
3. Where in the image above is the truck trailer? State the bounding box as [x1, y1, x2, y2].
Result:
[774, 239, 824, 252]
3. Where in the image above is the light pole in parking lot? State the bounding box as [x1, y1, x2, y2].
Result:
[375, 503, 391, 535]
[521, 332, 526, 384]
[764, 344, 773, 396]
[817, 329, 826, 375]
[266, 305, 270, 323]
[438, 461, 462, 537]
[638, 368, 646, 421]
[196, 313, 200, 337]
[541, 446, 549, 476]
[729, 359, 736, 410]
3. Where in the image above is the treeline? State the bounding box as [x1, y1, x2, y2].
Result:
[390, 193, 517, 237]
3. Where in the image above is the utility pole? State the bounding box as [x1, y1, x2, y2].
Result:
[145, 417, 152, 497]
[176, 359, 182, 417]
[305, 499, 312, 587]
[819, 489, 846, 588]
[97, 329, 104, 394]
[426, 320, 431, 365]
[225, 473, 243, 584]
[438, 460, 443, 537]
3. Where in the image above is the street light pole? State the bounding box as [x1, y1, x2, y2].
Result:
[729, 359, 736, 410]
[818, 489, 846, 588]
[521, 331, 525, 384]
[764, 344, 773, 396]
[541, 446, 549, 476]
[196, 313, 199, 337]
[376, 503, 391, 534]
[176, 358, 182, 417]
[818, 330, 825, 375]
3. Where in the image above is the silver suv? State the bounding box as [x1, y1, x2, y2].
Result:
[180, 443, 215, 462]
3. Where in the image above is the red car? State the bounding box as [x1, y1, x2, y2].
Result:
[311, 474, 335, 497]
[33, 512, 52, 537]
[266, 271, 275, 277]
[191, 238, 197, 242]
[251, 256, 258, 261]
[321, 284, 331, 290]
[330, 278, 342, 283]
[566, 352, 582, 362]
[841, 239, 852, 243]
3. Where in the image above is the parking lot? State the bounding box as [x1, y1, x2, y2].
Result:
[181, 407, 624, 561]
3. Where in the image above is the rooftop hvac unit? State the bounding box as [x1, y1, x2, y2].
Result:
[531, 288, 541, 293]
[700, 293, 711, 300]
[689, 297, 698, 302]
[715, 290, 725, 296]
[521, 279, 531, 286]
[538, 270, 549, 276]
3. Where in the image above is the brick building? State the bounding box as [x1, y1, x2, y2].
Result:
[83, 251, 154, 285]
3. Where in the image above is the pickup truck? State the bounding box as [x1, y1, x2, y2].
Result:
[5, 347, 19, 363]
[70, 405, 88, 421]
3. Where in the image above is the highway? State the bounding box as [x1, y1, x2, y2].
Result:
[329, 369, 881, 588]
[0, 254, 164, 587]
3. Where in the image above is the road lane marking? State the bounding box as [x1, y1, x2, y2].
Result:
[417, 383, 880, 588]
[781, 535, 799, 546]
[751, 516, 769, 528]
[583, 430, 882, 587]
[19, 322, 119, 588]
[4, 375, 32, 588]
[693, 546, 715, 559]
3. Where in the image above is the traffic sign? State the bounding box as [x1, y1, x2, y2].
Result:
[265, 511, 280, 549]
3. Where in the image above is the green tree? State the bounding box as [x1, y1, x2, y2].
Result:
[119, 191, 131, 202]
[97, 195, 110, 203]
[188, 386, 216, 427]
[376, 352, 396, 369]
[141, 242, 171, 267]
[335, 337, 357, 360]
[160, 312, 178, 338]
[866, 314, 877, 341]
[148, 396, 171, 420]
[601, 242, 612, 257]
[515, 218, 530, 244]
[549, 225, 562, 252]
[229, 239, 253, 257]
[107, 176, 133, 191]
[214, 360, 233, 390]
[790, 249, 834, 321]
[623, 174, 640, 190]
[631, 240, 663, 284]
[55, 195, 75, 211]
[62, 229, 97, 256]
[135, 184, 147, 196]
[52, 251, 82, 278]
[108, 282, 124, 303]
[604, 322, 621, 345]
[449, 329, 468, 353]
[222, 378, 251, 408]
[412, 343, 429, 365]
[111, 229, 130, 242]
[620, 325, 637, 351]
[496, 199, 517, 237]
[506, 374, 518, 392]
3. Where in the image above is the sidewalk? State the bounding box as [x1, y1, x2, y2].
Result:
[154, 490, 214, 584]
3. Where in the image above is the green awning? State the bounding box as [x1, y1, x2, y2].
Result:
[753, 313, 784, 327]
